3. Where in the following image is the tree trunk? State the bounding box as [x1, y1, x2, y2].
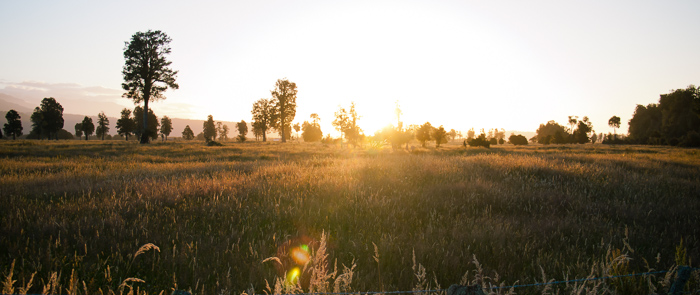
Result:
[140, 97, 150, 144]
[262, 128, 267, 142]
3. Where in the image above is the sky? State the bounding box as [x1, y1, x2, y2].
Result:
[1, 0, 699, 136]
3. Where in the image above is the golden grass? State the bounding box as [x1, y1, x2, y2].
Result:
[0, 140, 698, 294]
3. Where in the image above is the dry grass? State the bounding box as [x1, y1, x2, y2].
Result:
[0, 140, 698, 294]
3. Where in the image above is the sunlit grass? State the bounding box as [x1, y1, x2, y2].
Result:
[0, 140, 698, 294]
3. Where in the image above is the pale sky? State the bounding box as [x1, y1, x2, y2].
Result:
[1, 0, 699, 136]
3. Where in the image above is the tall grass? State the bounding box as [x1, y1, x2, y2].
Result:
[0, 140, 698, 294]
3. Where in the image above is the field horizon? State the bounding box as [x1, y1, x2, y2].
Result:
[1, 140, 698, 294]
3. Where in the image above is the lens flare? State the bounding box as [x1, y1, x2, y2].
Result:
[287, 267, 301, 284]
[291, 245, 310, 265]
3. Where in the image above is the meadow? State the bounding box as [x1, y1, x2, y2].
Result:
[0, 140, 698, 295]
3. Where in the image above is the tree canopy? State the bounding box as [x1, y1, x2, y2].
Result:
[133, 106, 159, 141]
[29, 97, 64, 140]
[81, 116, 94, 140]
[160, 116, 173, 141]
[237, 120, 248, 142]
[203, 115, 217, 143]
[3, 110, 23, 140]
[270, 79, 297, 143]
[122, 30, 178, 144]
[628, 85, 700, 146]
[116, 108, 136, 141]
[96, 112, 110, 140]
[182, 125, 195, 140]
[251, 98, 274, 142]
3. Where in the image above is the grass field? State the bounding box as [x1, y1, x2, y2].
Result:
[1, 140, 699, 294]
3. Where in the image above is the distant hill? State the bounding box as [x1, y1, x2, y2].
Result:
[0, 94, 34, 113]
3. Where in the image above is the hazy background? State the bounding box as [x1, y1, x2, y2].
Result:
[1, 0, 699, 136]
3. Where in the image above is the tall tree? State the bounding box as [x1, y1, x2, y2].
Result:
[81, 116, 95, 140]
[96, 111, 110, 140]
[203, 115, 217, 142]
[116, 108, 136, 141]
[251, 98, 274, 142]
[122, 30, 179, 144]
[237, 120, 248, 142]
[3, 110, 23, 140]
[221, 124, 230, 141]
[270, 79, 297, 143]
[628, 104, 662, 144]
[416, 122, 433, 147]
[333, 102, 363, 146]
[659, 85, 700, 145]
[573, 116, 593, 144]
[30, 98, 64, 140]
[133, 106, 159, 141]
[182, 125, 195, 140]
[74, 123, 83, 138]
[160, 116, 173, 141]
[608, 116, 621, 138]
[30, 107, 45, 139]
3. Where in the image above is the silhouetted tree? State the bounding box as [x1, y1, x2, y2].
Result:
[203, 115, 217, 143]
[122, 30, 179, 144]
[182, 125, 195, 140]
[237, 120, 248, 142]
[535, 120, 569, 144]
[75, 123, 83, 138]
[96, 112, 110, 140]
[116, 108, 136, 141]
[3, 110, 23, 140]
[467, 133, 490, 148]
[573, 116, 593, 144]
[133, 106, 159, 141]
[628, 104, 662, 144]
[508, 134, 528, 145]
[433, 126, 448, 148]
[608, 116, 620, 139]
[29, 98, 64, 140]
[251, 98, 274, 142]
[216, 122, 224, 141]
[29, 107, 45, 139]
[81, 116, 94, 140]
[0, 128, 2, 139]
[416, 122, 433, 147]
[221, 124, 230, 141]
[270, 79, 297, 143]
[659, 85, 700, 146]
[253, 121, 264, 141]
[160, 116, 172, 141]
[591, 132, 598, 144]
[333, 102, 363, 146]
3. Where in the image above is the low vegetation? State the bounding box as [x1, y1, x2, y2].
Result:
[1, 141, 699, 294]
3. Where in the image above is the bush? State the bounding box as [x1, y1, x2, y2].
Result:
[467, 133, 490, 148]
[207, 140, 223, 146]
[679, 131, 700, 147]
[508, 134, 528, 145]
